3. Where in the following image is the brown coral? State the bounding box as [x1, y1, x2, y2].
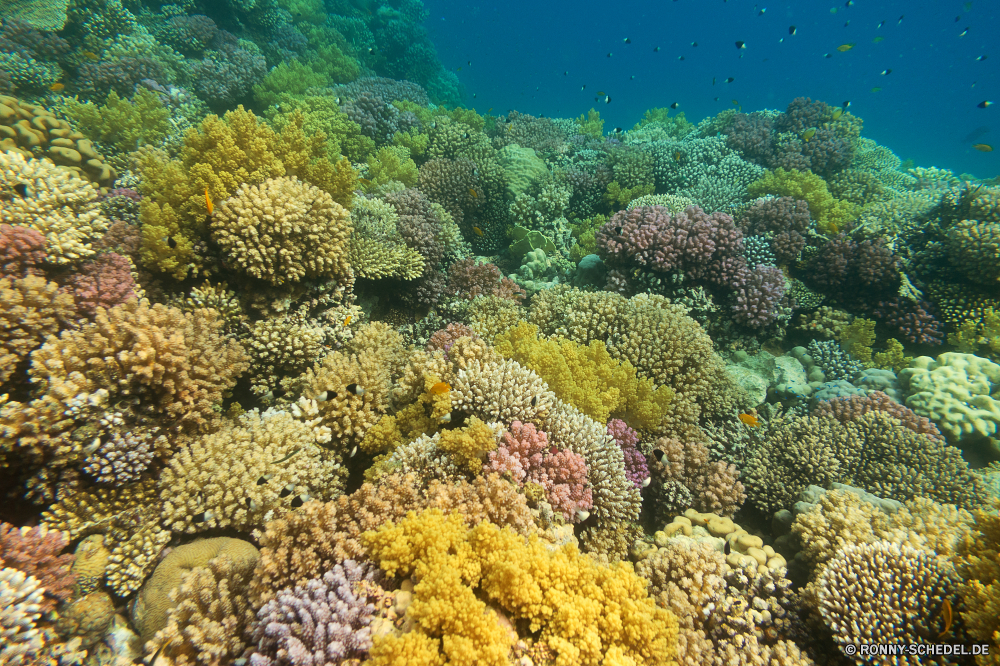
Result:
[0, 522, 75, 612]
[0, 274, 76, 387]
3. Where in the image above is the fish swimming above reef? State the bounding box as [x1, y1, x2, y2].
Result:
[973, 143, 993, 152]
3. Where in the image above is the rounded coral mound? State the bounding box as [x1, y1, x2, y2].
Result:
[211, 176, 352, 286]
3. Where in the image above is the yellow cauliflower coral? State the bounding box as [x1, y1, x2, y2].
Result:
[363, 509, 678, 666]
[495, 320, 674, 430]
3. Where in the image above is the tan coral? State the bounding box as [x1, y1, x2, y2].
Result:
[211, 176, 352, 286]
[0, 275, 76, 386]
[0, 150, 110, 263]
[158, 411, 345, 534]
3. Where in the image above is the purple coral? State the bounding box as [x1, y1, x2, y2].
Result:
[607, 419, 649, 489]
[417, 158, 483, 225]
[157, 15, 218, 55]
[249, 560, 386, 666]
[77, 56, 165, 99]
[740, 197, 811, 263]
[485, 421, 593, 522]
[873, 298, 944, 346]
[427, 322, 478, 354]
[731, 264, 787, 328]
[808, 236, 899, 296]
[0, 224, 47, 278]
[341, 92, 419, 145]
[0, 18, 69, 61]
[189, 43, 266, 108]
[447, 258, 524, 301]
[596, 205, 745, 285]
[61, 252, 137, 317]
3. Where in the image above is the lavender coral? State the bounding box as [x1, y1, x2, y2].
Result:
[249, 560, 387, 666]
[740, 196, 811, 263]
[731, 263, 786, 328]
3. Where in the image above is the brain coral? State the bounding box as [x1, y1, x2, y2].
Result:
[211, 176, 352, 286]
[0, 150, 111, 264]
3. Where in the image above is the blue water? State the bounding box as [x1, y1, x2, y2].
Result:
[424, 0, 999, 178]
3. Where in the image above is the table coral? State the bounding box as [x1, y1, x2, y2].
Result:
[899, 352, 1000, 442]
[158, 410, 346, 534]
[362, 508, 679, 666]
[0, 150, 110, 264]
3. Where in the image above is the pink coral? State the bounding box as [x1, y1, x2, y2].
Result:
[62, 252, 137, 317]
[0, 522, 75, 612]
[427, 322, 479, 353]
[607, 419, 649, 489]
[447, 258, 525, 301]
[812, 390, 944, 442]
[596, 205, 745, 285]
[0, 224, 47, 278]
[485, 421, 592, 521]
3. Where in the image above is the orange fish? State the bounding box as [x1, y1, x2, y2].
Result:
[429, 381, 451, 395]
[204, 188, 214, 215]
[468, 188, 479, 198]
[738, 413, 759, 427]
[48, 82, 64, 92]
[937, 599, 953, 639]
[81, 50, 100, 60]
[343, 315, 352, 326]
[472, 226, 484, 237]
[973, 143, 993, 152]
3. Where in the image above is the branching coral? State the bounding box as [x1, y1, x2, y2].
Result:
[211, 176, 352, 286]
[0, 274, 76, 387]
[956, 501, 1000, 666]
[647, 436, 745, 519]
[362, 509, 679, 666]
[0, 522, 74, 612]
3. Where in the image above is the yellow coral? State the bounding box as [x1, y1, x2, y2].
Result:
[837, 317, 876, 366]
[437, 416, 497, 472]
[363, 509, 678, 666]
[495, 321, 673, 431]
[748, 168, 858, 235]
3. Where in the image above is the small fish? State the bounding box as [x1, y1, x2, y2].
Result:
[256, 476, 269, 485]
[674, 151, 682, 161]
[630, 74, 636, 79]
[290, 495, 304, 508]
[831, 107, 843, 120]
[81, 50, 99, 60]
[48, 82, 64, 92]
[204, 188, 213, 215]
[279, 485, 293, 498]
[871, 86, 882, 92]
[955, 16, 961, 22]
[757, 7, 765, 15]
[472, 226, 484, 236]
[623, 37, 631, 43]
[613, 127, 623, 133]
[725, 77, 735, 83]
[166, 236, 177, 249]
[653, 46, 661, 52]
[192, 510, 213, 523]
[456, 66, 462, 71]
[84, 437, 102, 456]
[844, 21, 850, 27]
[597, 90, 606, 96]
[877, 20, 884, 28]
[429, 381, 451, 394]
[959, 27, 969, 37]
[979, 100, 994, 107]
[845, 0, 853, 5]
[607, 52, 613, 57]
[937, 599, 953, 639]
[246, 497, 257, 512]
[801, 128, 817, 142]
[344, 314, 352, 326]
[843, 100, 851, 108]
[670, 102, 680, 109]
[880, 68, 892, 75]
[823, 53, 832, 58]
[334, 96, 342, 104]
[270, 448, 301, 464]
[652, 448, 666, 463]
[898, 15, 904, 24]
[604, 95, 611, 104]
[439, 412, 452, 423]
[12, 183, 28, 197]
[358, 177, 372, 187]
[530, 396, 539, 407]
[965, 1, 972, 10]
[488, 107, 493, 112]
[735, 41, 746, 49]
[581, 84, 586, 91]
[691, 42, 698, 47]
[678, 55, 685, 60]
[872, 36, 884, 43]
[368, 47, 376, 54]
[973, 143, 993, 152]
[837, 43, 855, 52]
[738, 413, 760, 427]
[724, 540, 732, 555]
[564, 71, 568, 75]
[732, 99, 740, 105]
[346, 383, 364, 396]
[714, 96, 720, 101]
[789, 25, 796, 35]
[976, 55, 987, 61]
[713, 77, 717, 85]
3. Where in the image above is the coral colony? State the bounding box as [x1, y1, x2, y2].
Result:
[0, 0, 998, 664]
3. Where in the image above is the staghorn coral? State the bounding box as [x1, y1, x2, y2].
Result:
[0, 150, 111, 264]
[745, 412, 985, 514]
[0, 522, 74, 612]
[0, 274, 76, 387]
[249, 473, 535, 607]
[362, 508, 679, 666]
[814, 541, 959, 664]
[158, 411, 346, 534]
[249, 560, 387, 666]
[485, 420, 593, 522]
[211, 176, 352, 287]
[144, 552, 258, 666]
